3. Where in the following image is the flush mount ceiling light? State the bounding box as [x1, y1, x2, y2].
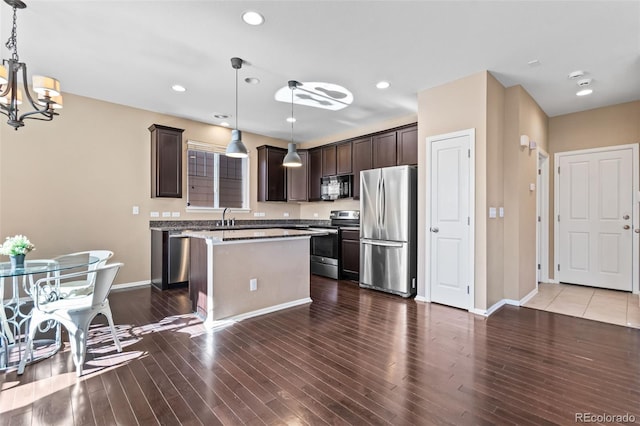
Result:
[220, 121, 230, 127]
[171, 84, 186, 92]
[213, 113, 229, 119]
[225, 57, 248, 158]
[527, 59, 541, 67]
[576, 88, 593, 96]
[0, 0, 62, 130]
[286, 117, 296, 123]
[282, 80, 303, 168]
[376, 81, 390, 89]
[242, 10, 264, 26]
[274, 82, 353, 111]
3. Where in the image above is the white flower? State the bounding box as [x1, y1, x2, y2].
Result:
[0, 234, 36, 256]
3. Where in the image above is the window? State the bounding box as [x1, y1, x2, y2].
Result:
[186, 141, 249, 210]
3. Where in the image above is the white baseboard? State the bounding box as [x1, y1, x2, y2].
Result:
[414, 295, 429, 303]
[112, 280, 150, 291]
[546, 279, 560, 284]
[470, 287, 539, 317]
[203, 297, 313, 330]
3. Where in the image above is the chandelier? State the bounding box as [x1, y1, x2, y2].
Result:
[0, 0, 62, 130]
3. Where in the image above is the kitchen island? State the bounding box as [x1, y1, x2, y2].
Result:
[183, 228, 322, 329]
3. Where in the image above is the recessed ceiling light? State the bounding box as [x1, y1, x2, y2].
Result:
[376, 81, 390, 89]
[214, 114, 229, 119]
[576, 88, 593, 96]
[286, 117, 296, 123]
[242, 11, 264, 26]
[220, 121, 230, 127]
[244, 77, 260, 84]
[171, 84, 186, 92]
[527, 59, 541, 67]
[568, 70, 586, 79]
[576, 78, 592, 87]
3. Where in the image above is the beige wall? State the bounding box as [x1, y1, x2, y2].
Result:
[502, 86, 549, 301]
[486, 74, 505, 307]
[417, 71, 489, 310]
[0, 93, 302, 284]
[547, 101, 640, 279]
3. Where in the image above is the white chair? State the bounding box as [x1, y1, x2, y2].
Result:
[18, 262, 124, 376]
[56, 250, 113, 299]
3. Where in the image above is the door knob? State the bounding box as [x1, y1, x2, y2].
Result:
[430, 227, 439, 233]
[623, 225, 630, 230]
[623, 214, 630, 220]
[635, 229, 640, 234]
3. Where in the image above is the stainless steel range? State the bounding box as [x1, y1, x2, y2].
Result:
[309, 210, 360, 279]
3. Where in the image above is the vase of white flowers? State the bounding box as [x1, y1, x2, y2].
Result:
[0, 235, 35, 269]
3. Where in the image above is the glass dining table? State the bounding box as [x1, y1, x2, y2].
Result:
[0, 253, 100, 370]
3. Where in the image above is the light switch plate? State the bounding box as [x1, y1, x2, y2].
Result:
[132, 206, 139, 215]
[499, 207, 504, 217]
[489, 207, 497, 218]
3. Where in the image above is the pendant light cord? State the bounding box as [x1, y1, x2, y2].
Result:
[290, 85, 294, 144]
[235, 67, 238, 131]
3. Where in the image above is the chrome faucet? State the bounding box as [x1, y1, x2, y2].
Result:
[222, 207, 230, 226]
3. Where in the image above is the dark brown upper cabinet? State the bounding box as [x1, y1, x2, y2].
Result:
[257, 145, 287, 202]
[351, 137, 372, 199]
[336, 141, 352, 175]
[372, 130, 398, 169]
[287, 150, 308, 202]
[321, 145, 337, 177]
[397, 125, 418, 166]
[308, 148, 323, 201]
[150, 124, 184, 198]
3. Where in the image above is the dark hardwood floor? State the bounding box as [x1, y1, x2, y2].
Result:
[2, 275, 640, 425]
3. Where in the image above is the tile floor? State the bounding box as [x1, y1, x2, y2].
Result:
[524, 283, 640, 329]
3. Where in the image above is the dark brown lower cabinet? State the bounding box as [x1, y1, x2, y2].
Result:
[340, 229, 360, 281]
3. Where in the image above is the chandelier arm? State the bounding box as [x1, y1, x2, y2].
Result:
[17, 112, 56, 122]
[19, 61, 46, 111]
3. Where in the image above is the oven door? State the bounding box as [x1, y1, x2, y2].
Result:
[309, 229, 339, 258]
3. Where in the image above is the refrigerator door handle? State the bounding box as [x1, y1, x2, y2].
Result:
[381, 176, 386, 227]
[376, 174, 382, 228]
[361, 239, 404, 248]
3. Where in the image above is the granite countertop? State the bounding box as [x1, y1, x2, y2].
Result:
[182, 228, 328, 243]
[150, 219, 330, 232]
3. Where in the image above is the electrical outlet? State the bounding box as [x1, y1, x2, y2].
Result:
[171, 212, 180, 217]
[132, 206, 139, 215]
[249, 278, 257, 291]
[150, 211, 160, 217]
[313, 213, 319, 218]
[162, 212, 171, 218]
[283, 212, 290, 217]
[253, 212, 260, 217]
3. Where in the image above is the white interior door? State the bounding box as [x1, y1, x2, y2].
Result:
[557, 147, 634, 290]
[429, 133, 471, 309]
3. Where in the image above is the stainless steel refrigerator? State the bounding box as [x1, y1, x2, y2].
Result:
[360, 165, 417, 297]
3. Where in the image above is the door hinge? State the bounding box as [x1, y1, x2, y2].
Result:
[538, 216, 541, 222]
[467, 285, 470, 294]
[557, 215, 560, 222]
[467, 217, 470, 225]
[557, 264, 560, 271]
[538, 169, 541, 175]
[467, 149, 470, 158]
[558, 166, 560, 174]
[537, 264, 541, 270]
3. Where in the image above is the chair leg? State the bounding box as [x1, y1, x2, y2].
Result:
[17, 316, 41, 375]
[102, 308, 122, 353]
[67, 327, 86, 377]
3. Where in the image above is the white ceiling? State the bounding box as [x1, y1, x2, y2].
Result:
[2, 1, 639, 142]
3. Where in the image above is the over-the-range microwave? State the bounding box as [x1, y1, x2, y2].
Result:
[321, 175, 352, 200]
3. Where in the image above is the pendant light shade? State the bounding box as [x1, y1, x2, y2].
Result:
[283, 142, 302, 167]
[226, 57, 248, 158]
[283, 80, 302, 167]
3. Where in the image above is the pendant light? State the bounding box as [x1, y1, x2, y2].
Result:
[282, 80, 302, 167]
[225, 57, 248, 158]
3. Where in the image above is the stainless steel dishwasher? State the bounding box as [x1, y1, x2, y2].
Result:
[151, 230, 190, 290]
